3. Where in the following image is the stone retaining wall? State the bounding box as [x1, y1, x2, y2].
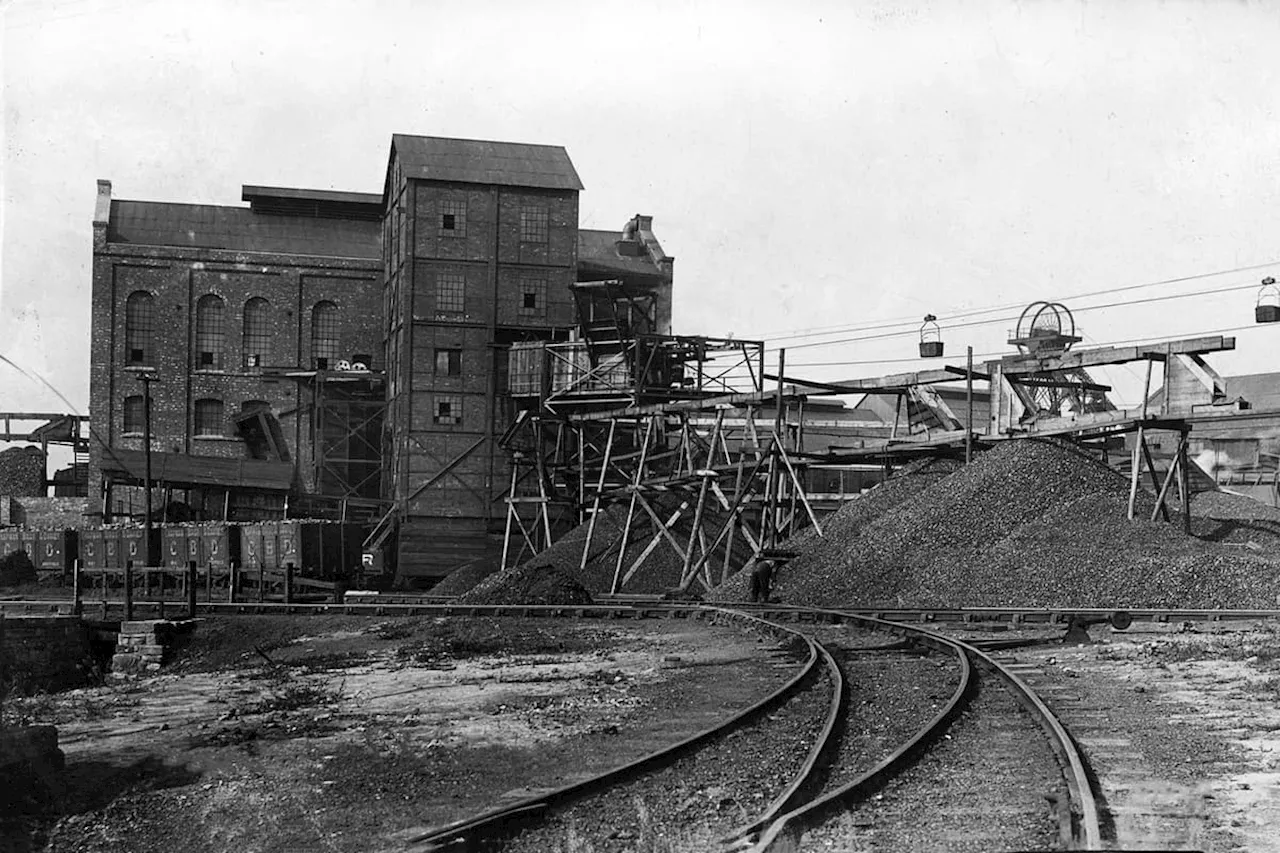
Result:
[0, 615, 92, 692]
[112, 619, 195, 676]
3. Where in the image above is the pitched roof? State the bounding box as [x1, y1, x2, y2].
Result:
[391, 134, 584, 191]
[107, 200, 381, 260]
[1225, 372, 1280, 410]
[577, 229, 665, 279]
[1148, 372, 1280, 411]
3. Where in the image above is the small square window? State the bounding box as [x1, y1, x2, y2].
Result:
[439, 201, 467, 237]
[435, 349, 462, 376]
[518, 277, 546, 316]
[434, 395, 462, 425]
[519, 206, 548, 243]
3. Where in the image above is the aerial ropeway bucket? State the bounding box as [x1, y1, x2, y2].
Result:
[919, 314, 944, 358]
[1257, 277, 1280, 324]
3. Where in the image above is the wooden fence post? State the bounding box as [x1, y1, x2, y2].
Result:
[187, 561, 197, 619]
[284, 563, 294, 605]
[228, 561, 238, 604]
[123, 561, 134, 622]
[72, 559, 82, 616]
[257, 563, 264, 603]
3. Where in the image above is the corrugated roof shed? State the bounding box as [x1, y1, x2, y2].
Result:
[577, 229, 665, 278]
[101, 449, 295, 491]
[391, 134, 584, 191]
[107, 200, 381, 259]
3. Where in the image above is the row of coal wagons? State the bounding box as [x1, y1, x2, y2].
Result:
[0, 528, 79, 578]
[1, 522, 363, 580]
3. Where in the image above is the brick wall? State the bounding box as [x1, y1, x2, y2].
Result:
[89, 242, 381, 502]
[5, 498, 91, 529]
[390, 175, 579, 579]
[0, 616, 93, 692]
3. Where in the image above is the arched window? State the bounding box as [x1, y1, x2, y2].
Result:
[194, 398, 224, 437]
[195, 294, 225, 370]
[243, 297, 271, 369]
[125, 291, 154, 365]
[311, 301, 340, 369]
[123, 395, 144, 434]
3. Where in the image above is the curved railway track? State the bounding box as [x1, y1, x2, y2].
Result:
[8, 591, 1271, 849]
[386, 606, 1100, 853]
[404, 607, 836, 852]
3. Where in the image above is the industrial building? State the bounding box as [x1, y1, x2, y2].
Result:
[88, 135, 673, 584]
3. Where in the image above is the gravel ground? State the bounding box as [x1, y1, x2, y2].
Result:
[4, 617, 799, 853]
[729, 439, 1280, 609]
[500, 668, 837, 852]
[801, 676, 1062, 852]
[818, 639, 960, 793]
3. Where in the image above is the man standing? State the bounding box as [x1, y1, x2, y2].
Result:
[749, 558, 775, 603]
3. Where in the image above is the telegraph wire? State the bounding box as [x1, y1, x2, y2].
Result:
[751, 258, 1280, 343]
[780, 321, 1264, 371]
[0, 351, 135, 485]
[764, 278, 1267, 352]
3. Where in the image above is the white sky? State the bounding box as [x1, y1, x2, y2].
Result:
[3, 0, 1280, 424]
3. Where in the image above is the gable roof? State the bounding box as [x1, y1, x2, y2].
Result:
[391, 134, 584, 191]
[577, 229, 666, 279]
[1225, 372, 1280, 410]
[1147, 371, 1280, 411]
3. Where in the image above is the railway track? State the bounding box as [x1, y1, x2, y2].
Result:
[389, 607, 1099, 853]
[7, 594, 1242, 848]
[7, 594, 1280, 628]
[994, 647, 1215, 850]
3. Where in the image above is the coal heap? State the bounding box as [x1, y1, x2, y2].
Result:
[719, 438, 1280, 609]
[456, 562, 593, 606]
[711, 457, 962, 602]
[428, 559, 500, 597]
[470, 493, 748, 601]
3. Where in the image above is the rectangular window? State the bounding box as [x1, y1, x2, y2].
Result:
[435, 348, 462, 376]
[433, 394, 462, 426]
[123, 395, 144, 434]
[519, 205, 548, 243]
[194, 399, 224, 437]
[439, 200, 467, 237]
[519, 276, 547, 316]
[436, 272, 465, 313]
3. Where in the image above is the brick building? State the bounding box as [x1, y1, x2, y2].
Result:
[89, 134, 674, 583]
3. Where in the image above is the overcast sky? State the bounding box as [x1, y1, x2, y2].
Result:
[4, 0, 1280, 423]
